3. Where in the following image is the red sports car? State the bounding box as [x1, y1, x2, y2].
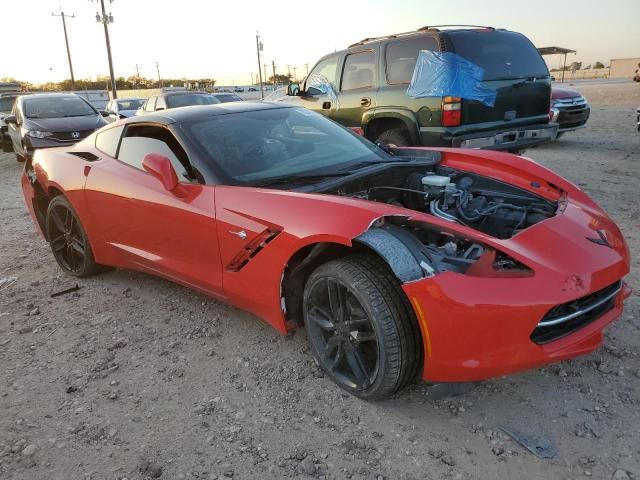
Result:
[20, 103, 631, 399]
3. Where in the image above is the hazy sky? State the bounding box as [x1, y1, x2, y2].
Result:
[2, 0, 639, 85]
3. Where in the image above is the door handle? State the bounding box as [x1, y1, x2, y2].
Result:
[360, 97, 371, 107]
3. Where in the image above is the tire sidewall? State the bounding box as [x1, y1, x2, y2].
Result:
[303, 263, 395, 399]
[45, 196, 95, 277]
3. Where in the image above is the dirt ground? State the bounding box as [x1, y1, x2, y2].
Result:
[1, 82, 639, 480]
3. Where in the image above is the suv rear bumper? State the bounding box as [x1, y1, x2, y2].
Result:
[433, 122, 558, 151]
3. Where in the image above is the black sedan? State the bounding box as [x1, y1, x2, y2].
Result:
[4, 93, 107, 162]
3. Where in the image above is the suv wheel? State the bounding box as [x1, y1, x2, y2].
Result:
[375, 128, 411, 147]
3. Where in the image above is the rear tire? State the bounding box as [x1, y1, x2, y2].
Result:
[46, 195, 101, 277]
[304, 255, 421, 400]
[375, 128, 412, 147]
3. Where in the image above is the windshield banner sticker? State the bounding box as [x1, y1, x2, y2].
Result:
[407, 50, 497, 107]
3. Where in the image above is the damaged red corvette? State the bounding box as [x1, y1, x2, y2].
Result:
[21, 102, 631, 399]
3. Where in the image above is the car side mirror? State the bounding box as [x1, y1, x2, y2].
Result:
[100, 110, 109, 117]
[142, 153, 179, 192]
[4, 115, 17, 125]
[286, 83, 300, 96]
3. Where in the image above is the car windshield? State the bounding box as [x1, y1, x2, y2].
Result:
[0, 97, 16, 113]
[449, 30, 549, 80]
[24, 96, 97, 119]
[185, 107, 388, 184]
[166, 94, 220, 108]
[117, 99, 144, 110]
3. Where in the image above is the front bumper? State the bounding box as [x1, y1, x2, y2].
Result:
[551, 100, 591, 132]
[435, 122, 558, 151]
[403, 274, 630, 383]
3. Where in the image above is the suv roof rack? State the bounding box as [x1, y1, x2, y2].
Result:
[348, 25, 496, 48]
[418, 25, 495, 31]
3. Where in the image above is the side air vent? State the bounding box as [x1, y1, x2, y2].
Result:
[68, 151, 100, 162]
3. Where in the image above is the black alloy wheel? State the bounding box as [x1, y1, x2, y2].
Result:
[45, 195, 100, 277]
[304, 255, 421, 400]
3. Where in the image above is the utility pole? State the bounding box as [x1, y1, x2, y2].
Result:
[52, 11, 75, 90]
[272, 61, 276, 90]
[263, 63, 268, 90]
[305, 63, 309, 77]
[135, 63, 140, 84]
[286, 64, 291, 81]
[255, 32, 264, 99]
[93, 0, 117, 99]
[293, 66, 297, 83]
[154, 61, 162, 88]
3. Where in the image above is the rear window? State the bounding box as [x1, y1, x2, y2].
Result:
[166, 94, 220, 108]
[448, 30, 549, 80]
[385, 36, 438, 84]
[117, 99, 144, 110]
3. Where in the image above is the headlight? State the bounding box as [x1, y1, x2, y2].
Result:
[27, 130, 53, 139]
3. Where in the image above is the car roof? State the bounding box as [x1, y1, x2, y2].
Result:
[119, 101, 292, 126]
[22, 93, 80, 99]
[318, 26, 506, 60]
[160, 91, 212, 98]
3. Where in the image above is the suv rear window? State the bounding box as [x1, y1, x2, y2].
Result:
[385, 36, 438, 84]
[448, 30, 548, 80]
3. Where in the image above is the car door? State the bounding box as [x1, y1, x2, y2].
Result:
[84, 123, 223, 296]
[285, 55, 340, 117]
[331, 49, 378, 128]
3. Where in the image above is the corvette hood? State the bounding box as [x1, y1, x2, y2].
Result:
[493, 199, 629, 288]
[26, 115, 105, 133]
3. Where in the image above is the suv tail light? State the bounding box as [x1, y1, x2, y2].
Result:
[442, 96, 461, 127]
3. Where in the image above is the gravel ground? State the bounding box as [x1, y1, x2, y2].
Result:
[1, 82, 639, 480]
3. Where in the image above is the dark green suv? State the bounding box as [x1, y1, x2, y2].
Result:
[282, 26, 557, 151]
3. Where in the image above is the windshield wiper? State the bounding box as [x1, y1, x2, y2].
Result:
[254, 171, 352, 187]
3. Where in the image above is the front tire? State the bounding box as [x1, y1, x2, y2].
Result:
[304, 255, 421, 400]
[45, 195, 101, 277]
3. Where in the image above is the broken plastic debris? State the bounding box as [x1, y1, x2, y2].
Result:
[0, 277, 17, 290]
[500, 426, 557, 459]
[50, 284, 80, 298]
[407, 50, 497, 107]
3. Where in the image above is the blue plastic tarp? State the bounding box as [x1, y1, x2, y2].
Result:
[407, 51, 497, 107]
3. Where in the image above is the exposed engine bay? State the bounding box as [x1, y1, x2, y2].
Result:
[326, 165, 558, 240]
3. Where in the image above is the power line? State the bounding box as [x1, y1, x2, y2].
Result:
[51, 10, 75, 89]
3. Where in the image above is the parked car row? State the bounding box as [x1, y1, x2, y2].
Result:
[2, 90, 247, 160]
[2, 93, 108, 162]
